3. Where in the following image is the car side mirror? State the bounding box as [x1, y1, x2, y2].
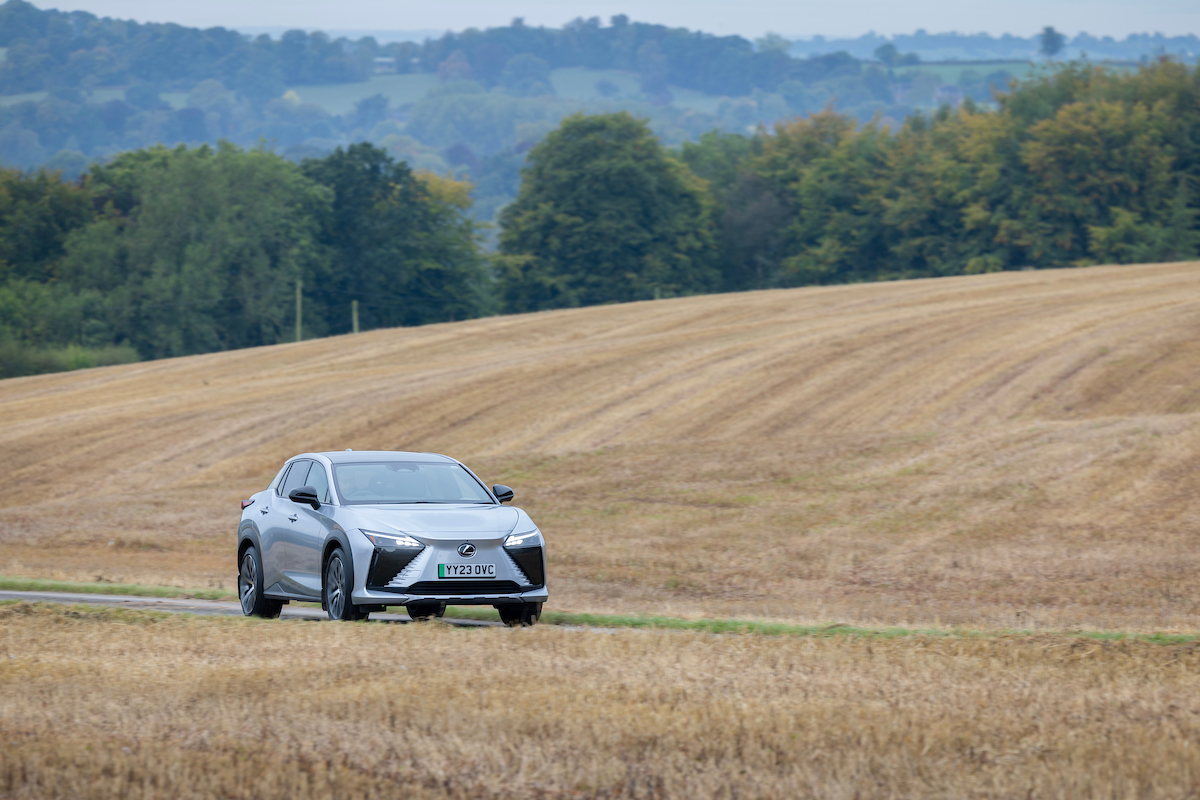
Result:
[288, 485, 321, 510]
[492, 484, 514, 504]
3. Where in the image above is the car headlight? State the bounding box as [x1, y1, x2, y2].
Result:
[504, 530, 540, 547]
[362, 531, 422, 548]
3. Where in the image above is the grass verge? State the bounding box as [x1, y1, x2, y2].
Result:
[0, 575, 236, 601]
[4, 576, 1197, 644]
[446, 607, 1200, 644]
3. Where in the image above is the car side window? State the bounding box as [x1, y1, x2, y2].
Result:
[274, 463, 294, 496]
[305, 461, 332, 504]
[280, 460, 311, 497]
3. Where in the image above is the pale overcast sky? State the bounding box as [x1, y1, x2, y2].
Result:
[32, 0, 1198, 39]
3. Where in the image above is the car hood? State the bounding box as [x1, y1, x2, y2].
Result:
[341, 504, 521, 541]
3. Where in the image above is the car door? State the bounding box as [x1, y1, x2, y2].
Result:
[286, 460, 335, 598]
[274, 459, 319, 597]
[255, 462, 301, 595]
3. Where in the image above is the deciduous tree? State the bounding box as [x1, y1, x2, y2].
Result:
[499, 112, 718, 311]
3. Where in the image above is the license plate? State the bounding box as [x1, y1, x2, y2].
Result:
[438, 563, 496, 578]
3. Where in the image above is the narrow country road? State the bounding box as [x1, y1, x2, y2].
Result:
[0, 590, 502, 626]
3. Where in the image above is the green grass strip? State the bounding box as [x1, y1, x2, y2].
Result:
[3, 576, 1197, 644]
[0, 576, 236, 601]
[446, 607, 1200, 644]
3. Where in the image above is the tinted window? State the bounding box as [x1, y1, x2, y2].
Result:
[274, 463, 294, 496]
[305, 461, 332, 504]
[280, 460, 311, 496]
[332, 461, 494, 505]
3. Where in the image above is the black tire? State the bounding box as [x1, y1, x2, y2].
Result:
[324, 547, 366, 621]
[406, 601, 446, 621]
[497, 602, 541, 627]
[239, 545, 283, 618]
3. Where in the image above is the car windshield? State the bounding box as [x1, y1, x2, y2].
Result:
[332, 461, 494, 505]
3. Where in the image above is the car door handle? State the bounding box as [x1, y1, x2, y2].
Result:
[287, 515, 298, 522]
[260, 508, 269, 515]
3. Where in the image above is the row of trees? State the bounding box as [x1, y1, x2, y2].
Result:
[0, 142, 488, 375]
[789, 29, 1200, 62]
[417, 17, 864, 98]
[0, 0, 873, 100]
[500, 60, 1200, 307]
[0, 0, 372, 99]
[2, 61, 1197, 377]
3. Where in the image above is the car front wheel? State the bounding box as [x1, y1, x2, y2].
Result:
[239, 546, 282, 618]
[324, 547, 365, 621]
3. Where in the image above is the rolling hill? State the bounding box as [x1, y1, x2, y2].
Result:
[2, 262, 1199, 631]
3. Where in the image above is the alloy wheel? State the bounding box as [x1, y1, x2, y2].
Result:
[239, 552, 257, 614]
[326, 557, 344, 619]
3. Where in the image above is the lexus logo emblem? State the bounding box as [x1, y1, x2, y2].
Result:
[457, 543, 476, 558]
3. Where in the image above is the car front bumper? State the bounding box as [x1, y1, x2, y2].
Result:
[352, 584, 549, 606]
[349, 530, 547, 607]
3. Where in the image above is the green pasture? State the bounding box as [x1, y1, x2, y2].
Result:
[898, 61, 1030, 82]
[550, 67, 640, 100]
[0, 90, 44, 107]
[0, 87, 188, 108]
[897, 59, 1138, 87]
[286, 73, 438, 115]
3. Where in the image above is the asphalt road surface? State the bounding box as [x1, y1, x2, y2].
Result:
[0, 590, 502, 626]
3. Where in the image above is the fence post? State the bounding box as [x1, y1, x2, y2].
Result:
[352, 299, 359, 334]
[295, 279, 303, 343]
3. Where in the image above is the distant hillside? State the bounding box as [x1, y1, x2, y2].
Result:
[789, 30, 1200, 63]
[0, 0, 1020, 217]
[0, 0, 858, 99]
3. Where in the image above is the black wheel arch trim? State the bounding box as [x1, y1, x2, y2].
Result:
[238, 522, 262, 566]
[320, 527, 354, 610]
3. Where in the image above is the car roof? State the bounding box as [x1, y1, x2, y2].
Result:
[309, 450, 457, 465]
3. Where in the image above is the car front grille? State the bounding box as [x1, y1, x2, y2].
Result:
[366, 546, 425, 590]
[504, 545, 544, 586]
[399, 580, 524, 596]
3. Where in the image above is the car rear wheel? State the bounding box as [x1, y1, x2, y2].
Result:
[497, 602, 541, 627]
[239, 546, 282, 618]
[324, 547, 366, 621]
[406, 601, 446, 621]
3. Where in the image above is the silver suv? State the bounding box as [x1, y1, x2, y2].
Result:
[236, 451, 546, 625]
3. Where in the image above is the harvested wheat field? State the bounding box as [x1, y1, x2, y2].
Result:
[2, 603, 1200, 800]
[2, 262, 1200, 630]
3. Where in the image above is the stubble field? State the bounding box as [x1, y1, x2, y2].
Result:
[2, 261, 1200, 630]
[3, 602, 1199, 799]
[3, 262, 1200, 797]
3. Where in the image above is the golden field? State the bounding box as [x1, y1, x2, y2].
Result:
[5, 263, 1200, 799]
[2, 603, 1199, 800]
[2, 262, 1200, 630]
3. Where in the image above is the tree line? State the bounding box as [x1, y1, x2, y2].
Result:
[500, 60, 1199, 308]
[1, 60, 1197, 377]
[788, 29, 1200, 63]
[0, 0, 369, 100]
[0, 142, 488, 375]
[0, 0, 870, 99]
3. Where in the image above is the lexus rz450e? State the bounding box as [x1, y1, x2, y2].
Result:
[236, 451, 546, 626]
